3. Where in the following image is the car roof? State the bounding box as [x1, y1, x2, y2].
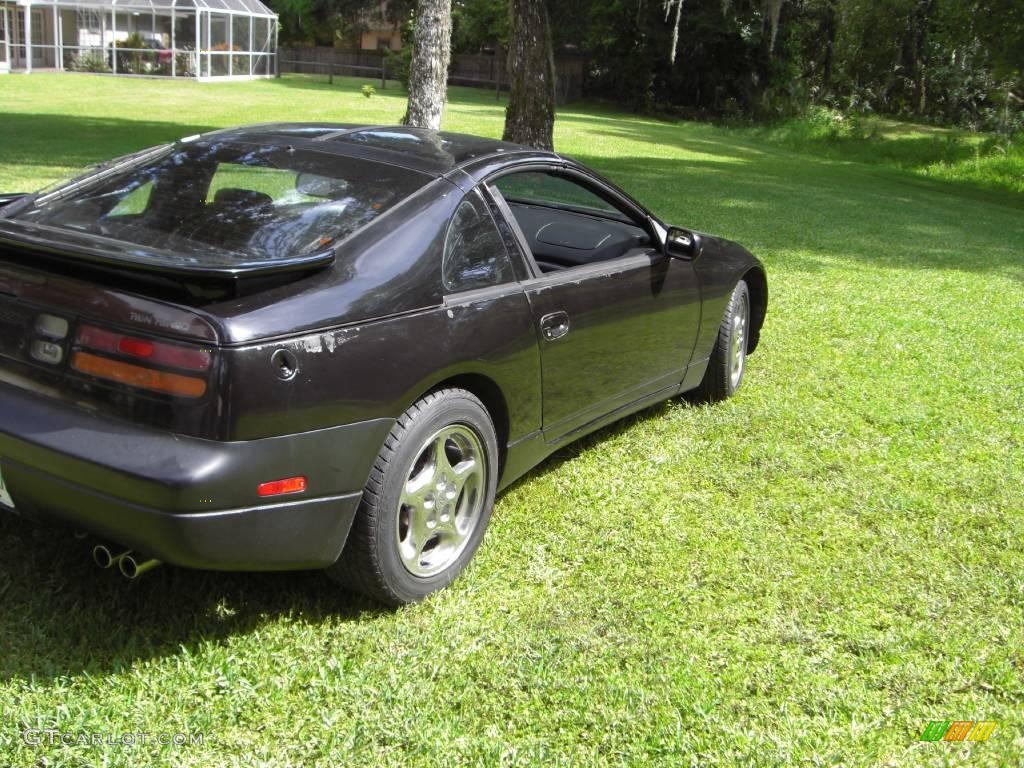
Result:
[198, 123, 559, 179]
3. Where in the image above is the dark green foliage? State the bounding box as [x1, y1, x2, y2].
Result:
[459, 0, 1022, 129]
[268, 0, 1021, 129]
[562, 0, 1021, 127]
[452, 0, 508, 52]
[268, 0, 414, 47]
[385, 46, 413, 88]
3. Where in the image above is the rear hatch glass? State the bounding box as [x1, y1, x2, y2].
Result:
[0, 140, 431, 274]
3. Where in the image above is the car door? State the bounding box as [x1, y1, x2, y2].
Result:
[486, 168, 702, 443]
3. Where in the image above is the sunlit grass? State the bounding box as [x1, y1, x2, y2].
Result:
[736, 110, 1024, 196]
[0, 74, 1022, 767]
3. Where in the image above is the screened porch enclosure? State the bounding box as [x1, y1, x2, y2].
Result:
[0, 0, 277, 79]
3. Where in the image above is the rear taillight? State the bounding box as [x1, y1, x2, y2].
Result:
[77, 325, 210, 371]
[72, 324, 212, 398]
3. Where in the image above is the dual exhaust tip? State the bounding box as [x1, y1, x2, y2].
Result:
[92, 544, 161, 579]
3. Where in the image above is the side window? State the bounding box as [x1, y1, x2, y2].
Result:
[494, 171, 620, 216]
[489, 170, 652, 274]
[443, 190, 515, 293]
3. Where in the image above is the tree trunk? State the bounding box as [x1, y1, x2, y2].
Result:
[668, 0, 683, 65]
[764, 0, 784, 54]
[911, 0, 935, 116]
[502, 0, 556, 151]
[821, 0, 837, 90]
[402, 0, 453, 130]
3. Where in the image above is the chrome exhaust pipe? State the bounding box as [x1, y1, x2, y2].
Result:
[119, 554, 161, 580]
[92, 544, 131, 570]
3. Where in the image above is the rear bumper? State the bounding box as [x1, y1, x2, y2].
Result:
[0, 382, 394, 570]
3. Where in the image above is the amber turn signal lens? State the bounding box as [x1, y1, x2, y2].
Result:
[257, 476, 308, 497]
[72, 351, 207, 398]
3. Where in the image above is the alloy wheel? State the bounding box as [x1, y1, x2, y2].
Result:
[729, 291, 749, 389]
[395, 424, 486, 577]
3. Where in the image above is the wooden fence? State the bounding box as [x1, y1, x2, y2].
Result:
[278, 47, 585, 104]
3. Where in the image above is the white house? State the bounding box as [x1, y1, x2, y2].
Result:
[0, 0, 277, 79]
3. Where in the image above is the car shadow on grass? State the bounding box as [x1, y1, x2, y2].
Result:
[501, 397, 681, 493]
[0, 512, 387, 683]
[0, 396, 690, 683]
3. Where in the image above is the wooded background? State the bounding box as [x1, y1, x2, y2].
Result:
[270, 0, 1022, 134]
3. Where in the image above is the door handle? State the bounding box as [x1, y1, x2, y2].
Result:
[539, 311, 570, 341]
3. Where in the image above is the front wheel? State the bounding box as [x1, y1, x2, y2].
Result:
[328, 389, 498, 606]
[690, 279, 750, 403]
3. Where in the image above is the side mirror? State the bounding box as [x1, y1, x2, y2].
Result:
[665, 226, 699, 260]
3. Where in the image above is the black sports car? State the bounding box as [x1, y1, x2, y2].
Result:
[0, 124, 766, 605]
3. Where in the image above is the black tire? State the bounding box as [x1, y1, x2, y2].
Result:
[328, 388, 499, 606]
[690, 280, 750, 403]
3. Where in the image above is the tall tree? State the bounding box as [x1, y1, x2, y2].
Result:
[452, 0, 509, 53]
[502, 0, 556, 149]
[764, 0, 785, 54]
[402, 0, 454, 130]
[665, 0, 683, 65]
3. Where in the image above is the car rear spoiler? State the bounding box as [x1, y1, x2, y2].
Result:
[0, 220, 336, 280]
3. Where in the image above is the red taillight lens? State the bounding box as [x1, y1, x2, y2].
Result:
[257, 476, 307, 497]
[118, 337, 154, 358]
[73, 324, 212, 398]
[78, 325, 211, 372]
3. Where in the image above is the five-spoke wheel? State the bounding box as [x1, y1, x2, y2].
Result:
[397, 425, 485, 577]
[691, 279, 751, 403]
[328, 389, 498, 606]
[729, 287, 749, 391]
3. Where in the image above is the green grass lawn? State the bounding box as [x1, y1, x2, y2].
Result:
[1, 74, 1023, 767]
[737, 108, 1024, 197]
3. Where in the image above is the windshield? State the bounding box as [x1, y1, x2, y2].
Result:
[5, 141, 429, 267]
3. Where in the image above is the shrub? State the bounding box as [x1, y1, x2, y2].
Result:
[384, 47, 411, 89]
[361, 84, 376, 99]
[111, 33, 151, 74]
[806, 106, 855, 141]
[70, 52, 110, 73]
